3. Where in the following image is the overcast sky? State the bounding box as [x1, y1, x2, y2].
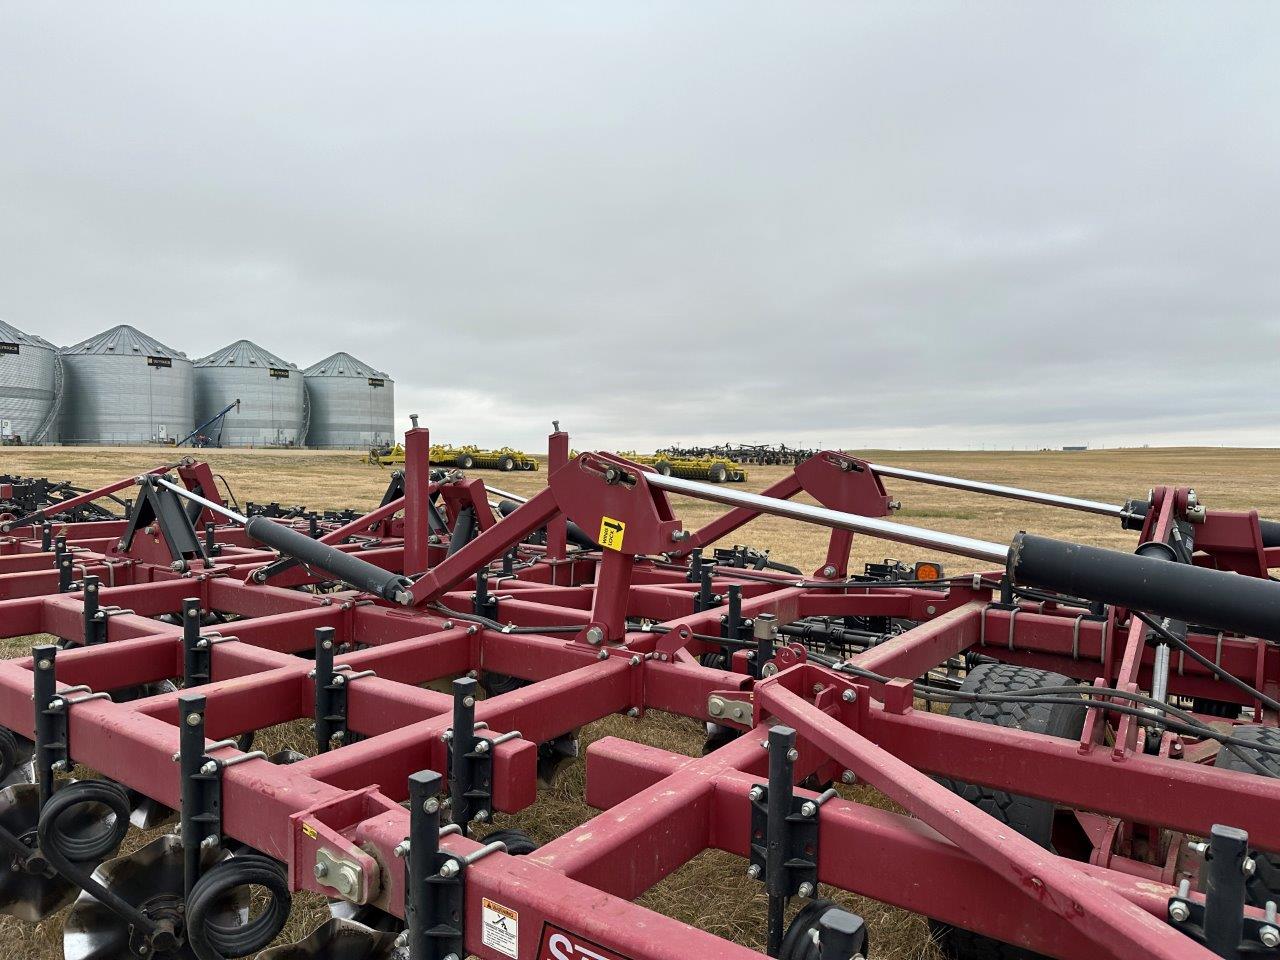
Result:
[2, 4, 1277, 450]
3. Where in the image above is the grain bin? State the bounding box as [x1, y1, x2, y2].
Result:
[0, 318, 62, 445]
[194, 339, 306, 447]
[60, 324, 194, 445]
[302, 351, 394, 449]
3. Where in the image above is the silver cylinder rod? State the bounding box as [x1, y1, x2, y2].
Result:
[645, 471, 1009, 564]
[484, 484, 528, 504]
[153, 476, 249, 525]
[865, 462, 1124, 518]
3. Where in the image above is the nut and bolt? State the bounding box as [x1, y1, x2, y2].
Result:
[1244, 856, 1257, 876]
[797, 882, 815, 897]
[842, 689, 856, 703]
[746, 864, 761, 879]
[585, 626, 605, 645]
[841, 769, 856, 784]
[626, 707, 640, 717]
[597, 650, 609, 660]
[1169, 901, 1190, 923]
[394, 841, 410, 858]
[1261, 927, 1280, 948]
[787, 748, 799, 762]
[201, 761, 218, 776]
[463, 696, 475, 708]
[800, 801, 817, 817]
[708, 697, 725, 718]
[749, 786, 764, 802]
[185, 712, 202, 726]
[822, 566, 837, 578]
[629, 655, 641, 666]
[314, 862, 329, 880]
[439, 858, 461, 878]
[423, 797, 440, 814]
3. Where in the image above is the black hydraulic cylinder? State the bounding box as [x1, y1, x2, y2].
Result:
[244, 515, 412, 603]
[1009, 533, 1280, 642]
[497, 499, 597, 549]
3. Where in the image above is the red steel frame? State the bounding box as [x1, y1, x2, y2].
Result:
[0, 428, 1277, 960]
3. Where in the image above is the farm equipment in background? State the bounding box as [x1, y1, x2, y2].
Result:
[431, 443, 539, 471]
[623, 451, 747, 483]
[661, 442, 819, 466]
[1, 425, 1280, 960]
[177, 398, 240, 449]
[364, 442, 406, 465]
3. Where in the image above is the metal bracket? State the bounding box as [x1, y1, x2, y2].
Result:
[181, 598, 210, 686]
[314, 627, 348, 752]
[404, 769, 464, 960]
[314, 847, 367, 902]
[446, 678, 492, 832]
[708, 694, 754, 727]
[473, 571, 498, 620]
[1167, 824, 1280, 959]
[749, 725, 832, 956]
[81, 575, 108, 646]
[177, 693, 222, 898]
[33, 644, 68, 806]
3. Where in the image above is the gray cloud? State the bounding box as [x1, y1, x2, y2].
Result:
[1, 2, 1276, 451]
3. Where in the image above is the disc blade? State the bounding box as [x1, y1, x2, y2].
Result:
[0, 783, 78, 921]
[65, 834, 248, 960]
[258, 918, 405, 960]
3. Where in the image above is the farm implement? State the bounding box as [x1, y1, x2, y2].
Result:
[0, 428, 1278, 960]
[621, 452, 747, 483]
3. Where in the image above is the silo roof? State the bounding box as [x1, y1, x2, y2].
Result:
[303, 351, 391, 380]
[62, 324, 189, 360]
[0, 318, 57, 350]
[195, 339, 298, 370]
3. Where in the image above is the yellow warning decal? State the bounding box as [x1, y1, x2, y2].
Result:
[598, 516, 626, 551]
[301, 823, 318, 839]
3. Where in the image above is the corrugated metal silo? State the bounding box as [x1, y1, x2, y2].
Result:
[60, 325, 195, 445]
[302, 351, 394, 449]
[0, 318, 62, 445]
[194, 340, 306, 447]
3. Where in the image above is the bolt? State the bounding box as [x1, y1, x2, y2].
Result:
[630, 655, 641, 666]
[1245, 856, 1257, 877]
[746, 864, 761, 879]
[200, 835, 218, 849]
[598, 650, 609, 660]
[37, 659, 51, 671]
[822, 566, 837, 577]
[627, 707, 640, 717]
[185, 713, 202, 726]
[463, 695, 475, 708]
[812, 683, 825, 694]
[439, 858, 461, 878]
[787, 748, 799, 762]
[322, 639, 332, 650]
[171, 561, 186, 572]
[476, 809, 489, 821]
[201, 761, 218, 776]
[394, 841, 410, 858]
[749, 786, 764, 802]
[1189, 841, 1208, 855]
[394, 933, 409, 948]
[1168, 901, 1190, 923]
[585, 626, 605, 645]
[332, 674, 345, 686]
[709, 697, 725, 717]
[800, 801, 816, 817]
[798, 882, 815, 898]
[476, 740, 490, 753]
[842, 689, 856, 703]
[1262, 927, 1280, 948]
[467, 669, 479, 679]
[841, 769, 856, 784]
[331, 730, 345, 743]
[423, 797, 440, 814]
[314, 862, 329, 879]
[926, 604, 937, 615]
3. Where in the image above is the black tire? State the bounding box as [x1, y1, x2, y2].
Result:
[1213, 725, 1280, 906]
[457, 454, 474, 469]
[930, 663, 1086, 960]
[499, 456, 516, 472]
[708, 464, 729, 484]
[483, 828, 539, 856]
[779, 899, 869, 960]
[655, 460, 673, 476]
[1194, 697, 1243, 720]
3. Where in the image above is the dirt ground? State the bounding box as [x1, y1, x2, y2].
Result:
[0, 444, 1276, 958]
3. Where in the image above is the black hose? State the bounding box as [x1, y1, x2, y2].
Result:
[1133, 611, 1280, 714]
[186, 854, 292, 960]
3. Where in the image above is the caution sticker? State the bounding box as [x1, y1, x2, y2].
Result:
[482, 898, 520, 959]
[598, 516, 626, 551]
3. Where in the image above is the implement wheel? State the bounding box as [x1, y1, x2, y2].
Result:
[655, 460, 673, 476]
[1213, 725, 1280, 906]
[708, 463, 728, 484]
[499, 456, 516, 472]
[457, 453, 475, 469]
[929, 663, 1086, 960]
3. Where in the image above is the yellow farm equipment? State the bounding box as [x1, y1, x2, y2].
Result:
[363, 442, 405, 465]
[431, 444, 540, 472]
[622, 453, 747, 483]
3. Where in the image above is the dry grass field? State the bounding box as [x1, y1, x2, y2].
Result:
[0, 444, 1276, 959]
